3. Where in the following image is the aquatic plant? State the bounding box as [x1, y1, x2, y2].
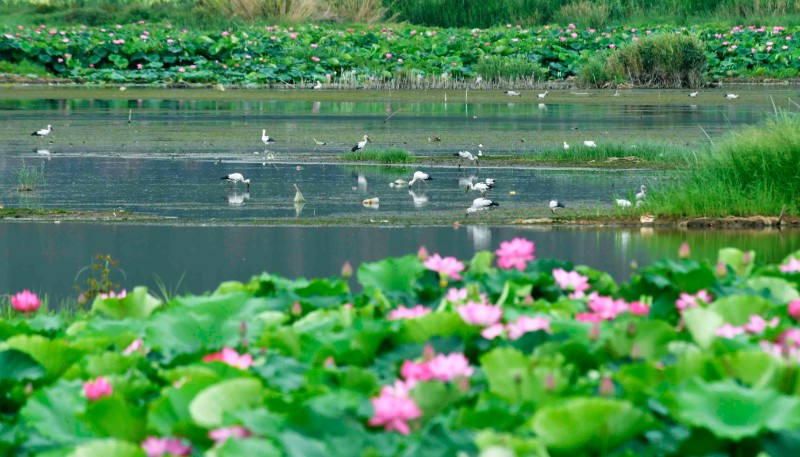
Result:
[15, 161, 45, 192]
[1, 240, 800, 455]
[73, 254, 127, 307]
[340, 149, 415, 164]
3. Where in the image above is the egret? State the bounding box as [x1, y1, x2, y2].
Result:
[538, 91, 548, 99]
[31, 125, 53, 137]
[454, 150, 479, 168]
[689, 91, 698, 97]
[549, 200, 565, 213]
[725, 93, 739, 99]
[261, 129, 275, 145]
[221, 173, 250, 190]
[466, 181, 492, 195]
[635, 185, 647, 201]
[563, 142, 570, 150]
[583, 140, 597, 148]
[408, 171, 432, 188]
[504, 90, 521, 97]
[351, 134, 370, 160]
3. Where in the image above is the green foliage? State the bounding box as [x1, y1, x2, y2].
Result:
[15, 160, 45, 192]
[340, 149, 415, 164]
[475, 55, 548, 81]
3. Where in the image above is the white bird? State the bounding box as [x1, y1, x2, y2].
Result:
[689, 91, 698, 97]
[454, 150, 479, 168]
[635, 185, 647, 201]
[616, 198, 632, 208]
[466, 181, 492, 195]
[725, 93, 739, 99]
[31, 125, 53, 137]
[549, 200, 565, 213]
[538, 91, 548, 99]
[563, 142, 570, 150]
[583, 140, 597, 148]
[466, 197, 499, 216]
[351, 134, 370, 160]
[504, 90, 521, 97]
[485, 178, 496, 186]
[221, 173, 250, 190]
[408, 171, 432, 188]
[261, 129, 275, 145]
[362, 197, 380, 206]
[293, 184, 305, 204]
[313, 82, 322, 90]
[313, 138, 327, 146]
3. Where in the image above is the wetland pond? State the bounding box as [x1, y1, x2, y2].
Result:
[0, 88, 797, 303]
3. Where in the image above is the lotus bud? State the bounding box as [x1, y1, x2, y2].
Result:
[742, 252, 752, 265]
[599, 376, 615, 396]
[417, 245, 429, 261]
[716, 261, 728, 278]
[630, 343, 641, 359]
[291, 301, 302, 316]
[789, 300, 800, 319]
[523, 294, 534, 305]
[589, 322, 600, 341]
[458, 377, 470, 392]
[324, 356, 336, 367]
[422, 344, 435, 361]
[678, 242, 690, 259]
[341, 261, 353, 279]
[239, 321, 247, 336]
[544, 373, 556, 392]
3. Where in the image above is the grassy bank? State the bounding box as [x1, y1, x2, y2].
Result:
[649, 111, 800, 217]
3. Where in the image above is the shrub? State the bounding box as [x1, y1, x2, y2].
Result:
[604, 34, 707, 88]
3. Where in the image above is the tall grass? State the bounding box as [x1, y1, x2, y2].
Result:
[475, 56, 549, 82]
[16, 161, 45, 192]
[579, 34, 706, 88]
[528, 143, 692, 164]
[650, 112, 800, 217]
[340, 149, 415, 164]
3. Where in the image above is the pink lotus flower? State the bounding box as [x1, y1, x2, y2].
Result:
[675, 290, 713, 311]
[141, 437, 191, 457]
[779, 328, 800, 349]
[10, 290, 40, 313]
[209, 425, 252, 445]
[424, 254, 465, 280]
[678, 242, 690, 259]
[178, 67, 185, 73]
[83, 377, 113, 401]
[587, 293, 629, 321]
[445, 287, 468, 303]
[123, 338, 145, 355]
[426, 353, 474, 381]
[368, 382, 422, 435]
[552, 268, 590, 298]
[400, 359, 434, 383]
[781, 257, 800, 273]
[386, 53, 392, 59]
[716, 324, 745, 339]
[387, 305, 431, 320]
[311, 56, 320, 62]
[496, 238, 535, 271]
[481, 323, 505, 340]
[202, 347, 253, 369]
[789, 300, 800, 319]
[99, 289, 126, 299]
[744, 315, 779, 334]
[628, 301, 650, 316]
[507, 316, 551, 340]
[457, 302, 502, 327]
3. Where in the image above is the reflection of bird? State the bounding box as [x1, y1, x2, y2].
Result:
[262, 129, 275, 145]
[293, 184, 305, 203]
[357, 173, 368, 192]
[390, 178, 408, 188]
[313, 138, 327, 146]
[466, 197, 499, 216]
[725, 93, 739, 99]
[31, 125, 53, 137]
[351, 134, 370, 159]
[408, 171, 432, 188]
[362, 197, 380, 209]
[636, 185, 647, 202]
[227, 191, 250, 206]
[467, 225, 492, 251]
[221, 173, 250, 190]
[538, 91, 548, 99]
[689, 91, 698, 97]
[505, 90, 521, 97]
[549, 200, 565, 213]
[466, 181, 492, 195]
[583, 140, 597, 148]
[408, 190, 428, 207]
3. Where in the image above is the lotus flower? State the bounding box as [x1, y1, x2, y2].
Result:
[387, 305, 430, 320]
[83, 377, 113, 401]
[202, 347, 253, 369]
[496, 238, 535, 271]
[552, 268, 590, 298]
[141, 437, 191, 457]
[426, 353, 474, 381]
[424, 254, 465, 280]
[456, 301, 502, 327]
[10, 290, 40, 313]
[368, 381, 422, 435]
[209, 426, 252, 446]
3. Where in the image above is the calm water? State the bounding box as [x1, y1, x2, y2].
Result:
[2, 222, 797, 304]
[0, 157, 662, 219]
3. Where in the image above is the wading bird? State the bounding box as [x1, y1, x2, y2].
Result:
[31, 125, 53, 137]
[635, 185, 647, 202]
[261, 129, 275, 145]
[485, 178, 496, 186]
[583, 140, 597, 148]
[549, 200, 565, 213]
[563, 142, 570, 150]
[221, 173, 250, 190]
[454, 150, 479, 168]
[408, 171, 432, 188]
[689, 91, 698, 97]
[351, 134, 370, 160]
[466, 181, 492, 195]
[504, 90, 521, 97]
[616, 198, 632, 208]
[538, 91, 548, 99]
[466, 197, 499, 216]
[725, 93, 739, 99]
[313, 138, 327, 146]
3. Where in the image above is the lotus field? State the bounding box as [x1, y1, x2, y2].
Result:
[1, 22, 798, 84]
[3, 239, 800, 456]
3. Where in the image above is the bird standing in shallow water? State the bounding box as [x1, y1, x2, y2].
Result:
[351, 134, 370, 160]
[636, 185, 647, 202]
[504, 90, 521, 97]
[465, 181, 492, 195]
[538, 91, 548, 99]
[221, 173, 250, 190]
[454, 150, 479, 169]
[584, 140, 597, 148]
[31, 125, 53, 137]
[262, 129, 275, 145]
[549, 200, 565, 213]
[725, 93, 739, 99]
[466, 197, 499, 216]
[408, 171, 432, 188]
[689, 91, 698, 97]
[563, 142, 570, 150]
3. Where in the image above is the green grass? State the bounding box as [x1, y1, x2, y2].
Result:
[649, 111, 800, 218]
[0, 60, 52, 78]
[16, 161, 46, 192]
[475, 56, 549, 81]
[340, 149, 416, 164]
[521, 143, 694, 165]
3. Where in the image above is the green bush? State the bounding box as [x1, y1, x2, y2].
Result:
[604, 34, 706, 88]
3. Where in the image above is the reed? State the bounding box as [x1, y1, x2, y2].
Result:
[650, 112, 800, 217]
[340, 149, 416, 163]
[527, 143, 692, 164]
